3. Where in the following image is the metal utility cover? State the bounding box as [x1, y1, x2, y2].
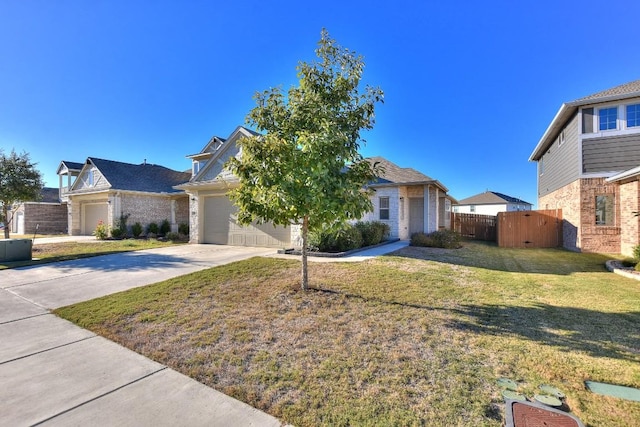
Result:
[585, 380, 640, 402]
[504, 400, 585, 427]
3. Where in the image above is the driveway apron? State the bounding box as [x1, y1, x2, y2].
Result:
[0, 244, 283, 427]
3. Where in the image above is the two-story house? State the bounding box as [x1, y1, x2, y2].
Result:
[529, 79, 640, 255]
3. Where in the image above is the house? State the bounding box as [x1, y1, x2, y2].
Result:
[529, 79, 640, 255]
[61, 158, 191, 236]
[8, 187, 68, 235]
[453, 191, 532, 216]
[360, 156, 456, 239]
[177, 126, 456, 247]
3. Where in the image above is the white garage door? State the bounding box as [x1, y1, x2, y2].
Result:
[83, 204, 108, 235]
[203, 196, 290, 247]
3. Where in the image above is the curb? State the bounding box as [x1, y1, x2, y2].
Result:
[605, 260, 640, 281]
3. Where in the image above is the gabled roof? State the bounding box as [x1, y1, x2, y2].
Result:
[530, 79, 640, 161]
[80, 158, 191, 193]
[367, 156, 449, 192]
[456, 191, 531, 206]
[56, 160, 84, 174]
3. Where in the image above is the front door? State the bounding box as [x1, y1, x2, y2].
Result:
[409, 197, 424, 235]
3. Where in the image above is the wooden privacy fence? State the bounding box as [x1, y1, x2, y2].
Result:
[497, 209, 563, 248]
[451, 213, 497, 241]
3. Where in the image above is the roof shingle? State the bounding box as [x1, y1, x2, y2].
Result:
[457, 191, 531, 206]
[88, 158, 191, 193]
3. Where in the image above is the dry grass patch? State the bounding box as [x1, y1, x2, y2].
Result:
[56, 242, 640, 426]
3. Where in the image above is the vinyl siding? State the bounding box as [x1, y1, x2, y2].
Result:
[582, 133, 640, 173]
[538, 112, 580, 198]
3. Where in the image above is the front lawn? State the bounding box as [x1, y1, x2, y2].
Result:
[55, 241, 640, 426]
[0, 239, 180, 270]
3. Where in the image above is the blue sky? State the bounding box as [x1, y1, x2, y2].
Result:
[2, 1, 640, 207]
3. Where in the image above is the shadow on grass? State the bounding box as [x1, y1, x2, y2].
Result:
[448, 303, 640, 363]
[386, 240, 614, 275]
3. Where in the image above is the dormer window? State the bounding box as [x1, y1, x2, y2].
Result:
[193, 160, 207, 175]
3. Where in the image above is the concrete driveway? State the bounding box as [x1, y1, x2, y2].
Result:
[0, 244, 283, 426]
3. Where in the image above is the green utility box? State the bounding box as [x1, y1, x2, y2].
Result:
[0, 239, 33, 262]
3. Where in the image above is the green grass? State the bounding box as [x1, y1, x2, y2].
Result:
[55, 241, 640, 426]
[0, 239, 181, 269]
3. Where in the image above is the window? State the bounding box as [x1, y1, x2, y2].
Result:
[379, 197, 390, 220]
[627, 104, 640, 128]
[598, 107, 617, 131]
[595, 194, 614, 226]
[470, 205, 476, 213]
[87, 169, 95, 187]
[539, 157, 545, 176]
[558, 131, 565, 146]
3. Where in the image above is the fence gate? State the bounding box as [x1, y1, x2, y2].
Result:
[497, 209, 563, 248]
[451, 213, 497, 241]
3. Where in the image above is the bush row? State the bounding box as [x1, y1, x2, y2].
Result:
[94, 214, 189, 241]
[410, 229, 462, 249]
[309, 221, 390, 253]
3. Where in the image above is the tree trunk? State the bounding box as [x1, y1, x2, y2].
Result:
[301, 216, 309, 290]
[2, 204, 9, 239]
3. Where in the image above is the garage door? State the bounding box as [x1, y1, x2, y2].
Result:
[83, 204, 108, 235]
[203, 196, 290, 247]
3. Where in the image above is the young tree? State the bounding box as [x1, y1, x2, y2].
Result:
[0, 149, 44, 238]
[226, 29, 384, 290]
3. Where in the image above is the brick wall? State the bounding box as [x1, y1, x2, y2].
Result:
[540, 178, 622, 253]
[360, 187, 399, 238]
[579, 178, 620, 253]
[539, 180, 581, 251]
[619, 180, 640, 256]
[119, 194, 189, 233]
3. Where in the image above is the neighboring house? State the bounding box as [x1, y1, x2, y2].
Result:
[61, 158, 191, 236]
[529, 79, 640, 255]
[453, 191, 532, 216]
[177, 126, 456, 247]
[8, 187, 68, 235]
[360, 156, 456, 239]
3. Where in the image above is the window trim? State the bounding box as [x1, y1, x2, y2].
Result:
[379, 196, 390, 220]
[595, 194, 615, 226]
[598, 106, 618, 131]
[627, 103, 640, 128]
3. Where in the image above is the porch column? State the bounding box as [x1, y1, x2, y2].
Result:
[423, 185, 430, 233]
[170, 199, 178, 232]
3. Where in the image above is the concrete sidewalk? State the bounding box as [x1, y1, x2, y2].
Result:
[0, 240, 407, 426]
[0, 244, 283, 426]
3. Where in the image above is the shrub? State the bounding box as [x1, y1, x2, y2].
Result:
[110, 213, 130, 239]
[160, 219, 171, 236]
[309, 224, 363, 253]
[633, 244, 640, 260]
[178, 223, 189, 236]
[131, 222, 143, 238]
[411, 229, 462, 249]
[93, 220, 109, 240]
[166, 232, 181, 242]
[147, 222, 159, 235]
[636, 262, 640, 272]
[355, 221, 390, 247]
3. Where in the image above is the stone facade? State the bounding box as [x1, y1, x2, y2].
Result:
[539, 178, 625, 253]
[117, 193, 188, 233]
